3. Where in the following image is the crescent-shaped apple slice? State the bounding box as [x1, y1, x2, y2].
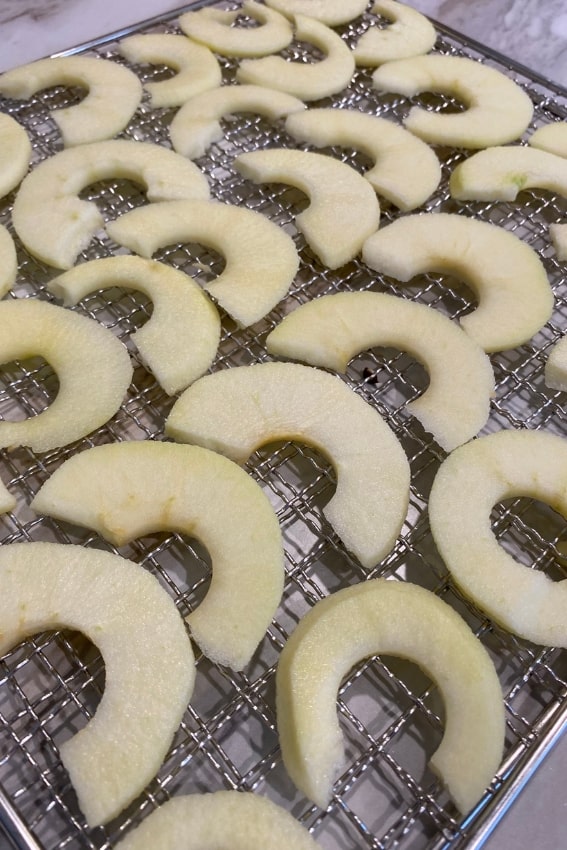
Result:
[362, 213, 553, 352]
[165, 362, 410, 569]
[450, 146, 567, 261]
[106, 199, 299, 327]
[0, 113, 31, 199]
[118, 34, 221, 108]
[372, 55, 533, 148]
[353, 0, 437, 67]
[169, 84, 305, 159]
[31, 441, 284, 671]
[0, 479, 16, 515]
[266, 291, 494, 451]
[429, 429, 567, 646]
[545, 337, 567, 392]
[529, 122, 567, 158]
[0, 541, 194, 826]
[0, 224, 17, 298]
[264, 0, 368, 27]
[276, 578, 505, 812]
[236, 15, 355, 101]
[234, 149, 380, 269]
[116, 792, 320, 850]
[285, 108, 441, 211]
[12, 139, 210, 269]
[0, 299, 132, 453]
[48, 256, 221, 395]
[178, 1, 294, 58]
[0, 56, 142, 147]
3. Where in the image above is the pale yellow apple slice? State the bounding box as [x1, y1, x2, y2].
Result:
[0, 56, 142, 146]
[48, 256, 220, 395]
[118, 34, 221, 108]
[429, 429, 567, 646]
[362, 213, 553, 352]
[372, 55, 533, 148]
[545, 337, 567, 392]
[0, 299, 132, 453]
[450, 146, 567, 261]
[276, 578, 505, 812]
[12, 139, 210, 269]
[529, 122, 567, 158]
[169, 84, 305, 159]
[236, 15, 355, 101]
[0, 541, 194, 826]
[165, 362, 410, 568]
[353, 0, 437, 67]
[266, 291, 494, 451]
[0, 479, 16, 515]
[285, 107, 441, 211]
[0, 113, 31, 199]
[264, 0, 368, 26]
[106, 199, 299, 327]
[179, 1, 294, 58]
[0, 224, 17, 298]
[31, 441, 284, 671]
[234, 149, 380, 269]
[116, 792, 320, 850]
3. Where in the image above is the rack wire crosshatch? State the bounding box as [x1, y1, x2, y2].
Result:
[0, 2, 567, 848]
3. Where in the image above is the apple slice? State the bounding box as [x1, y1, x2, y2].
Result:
[276, 578, 504, 812]
[12, 139, 210, 269]
[529, 122, 567, 158]
[106, 199, 299, 327]
[31, 441, 284, 671]
[266, 291, 494, 451]
[0, 541, 194, 826]
[429, 429, 567, 646]
[545, 337, 567, 392]
[0, 113, 31, 199]
[165, 362, 410, 569]
[0, 56, 142, 147]
[0, 299, 132, 453]
[179, 1, 293, 58]
[285, 107, 441, 211]
[169, 84, 305, 159]
[353, 0, 437, 67]
[48, 256, 220, 395]
[362, 213, 553, 352]
[116, 792, 320, 850]
[372, 55, 533, 148]
[450, 146, 567, 261]
[263, 0, 368, 26]
[234, 149, 380, 269]
[236, 15, 355, 101]
[118, 34, 221, 108]
[0, 224, 17, 298]
[0, 478, 16, 515]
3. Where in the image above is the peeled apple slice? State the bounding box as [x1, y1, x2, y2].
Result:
[179, 1, 294, 58]
[529, 122, 567, 158]
[0, 113, 31, 199]
[169, 84, 305, 160]
[276, 578, 505, 813]
[0, 541, 195, 826]
[450, 146, 567, 261]
[429, 429, 567, 647]
[0, 224, 17, 298]
[264, 0, 368, 26]
[118, 34, 221, 108]
[545, 337, 567, 391]
[266, 291, 494, 451]
[0, 299, 132, 453]
[106, 199, 299, 327]
[235, 148, 380, 269]
[362, 213, 553, 353]
[0, 479, 16, 515]
[115, 792, 320, 850]
[31, 441, 284, 671]
[285, 107, 441, 211]
[236, 15, 355, 101]
[353, 0, 437, 67]
[12, 139, 210, 269]
[165, 362, 410, 569]
[0, 56, 142, 146]
[48, 256, 220, 395]
[372, 55, 533, 148]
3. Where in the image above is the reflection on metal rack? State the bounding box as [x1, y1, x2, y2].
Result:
[0, 2, 567, 849]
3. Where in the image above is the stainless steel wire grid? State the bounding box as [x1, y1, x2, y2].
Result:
[0, 2, 566, 848]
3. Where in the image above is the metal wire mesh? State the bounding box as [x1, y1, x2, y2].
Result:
[0, 2, 567, 848]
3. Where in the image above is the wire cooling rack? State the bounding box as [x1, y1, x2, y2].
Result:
[0, 2, 566, 848]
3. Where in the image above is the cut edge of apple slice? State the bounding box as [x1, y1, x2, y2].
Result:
[0, 113, 31, 200]
[178, 1, 294, 58]
[264, 0, 368, 26]
[0, 224, 17, 298]
[276, 578, 505, 812]
[0, 478, 16, 515]
[353, 0, 437, 67]
[545, 336, 567, 392]
[0, 541, 195, 826]
[529, 122, 567, 159]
